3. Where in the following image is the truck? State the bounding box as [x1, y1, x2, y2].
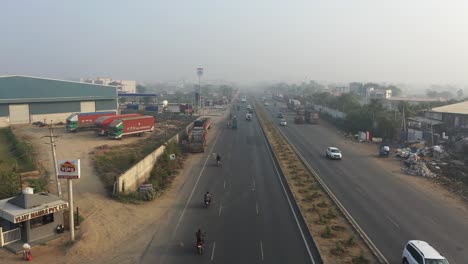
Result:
[241, 96, 247, 103]
[66, 111, 116, 132]
[95, 114, 141, 136]
[294, 115, 305, 124]
[232, 116, 238, 129]
[108, 116, 155, 139]
[194, 117, 211, 131]
[305, 110, 319, 124]
[189, 128, 206, 152]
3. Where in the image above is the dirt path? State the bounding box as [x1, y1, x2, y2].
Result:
[0, 113, 227, 264]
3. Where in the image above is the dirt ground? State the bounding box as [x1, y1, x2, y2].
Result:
[0, 110, 227, 264]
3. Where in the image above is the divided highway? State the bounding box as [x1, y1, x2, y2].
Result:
[263, 102, 468, 264]
[141, 105, 320, 264]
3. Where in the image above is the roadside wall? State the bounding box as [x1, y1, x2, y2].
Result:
[117, 133, 179, 193]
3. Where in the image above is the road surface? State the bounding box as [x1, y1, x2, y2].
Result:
[140, 105, 321, 264]
[263, 102, 468, 264]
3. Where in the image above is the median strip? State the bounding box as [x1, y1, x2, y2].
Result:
[256, 103, 381, 264]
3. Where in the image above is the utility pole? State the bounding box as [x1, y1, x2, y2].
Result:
[197, 67, 204, 115]
[43, 121, 62, 198]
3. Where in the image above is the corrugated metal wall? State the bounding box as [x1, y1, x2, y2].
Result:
[96, 100, 117, 111]
[30, 102, 80, 114]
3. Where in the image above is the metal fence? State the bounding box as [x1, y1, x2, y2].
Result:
[1, 227, 21, 246]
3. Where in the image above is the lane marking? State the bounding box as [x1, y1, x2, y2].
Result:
[224, 180, 226, 189]
[260, 240, 264, 261]
[385, 215, 400, 229]
[355, 186, 365, 196]
[172, 130, 222, 237]
[256, 201, 259, 215]
[218, 204, 223, 216]
[260, 124, 316, 264]
[211, 241, 216, 261]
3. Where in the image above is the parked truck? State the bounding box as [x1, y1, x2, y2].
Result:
[189, 128, 206, 152]
[305, 110, 319, 124]
[95, 114, 141, 136]
[66, 111, 116, 132]
[194, 117, 211, 131]
[108, 116, 155, 139]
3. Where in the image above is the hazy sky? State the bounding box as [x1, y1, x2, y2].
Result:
[2, 0, 468, 85]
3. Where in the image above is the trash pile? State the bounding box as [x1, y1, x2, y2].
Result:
[397, 142, 444, 179]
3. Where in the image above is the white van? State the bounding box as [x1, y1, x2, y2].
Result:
[402, 240, 449, 264]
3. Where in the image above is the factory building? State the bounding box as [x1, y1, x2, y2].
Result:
[0, 76, 118, 127]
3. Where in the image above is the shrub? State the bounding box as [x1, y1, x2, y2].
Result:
[0, 171, 20, 199]
[345, 236, 356, 247]
[321, 226, 333, 238]
[26, 178, 48, 193]
[352, 251, 369, 264]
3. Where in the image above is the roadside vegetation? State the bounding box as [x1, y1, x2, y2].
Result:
[0, 128, 39, 199]
[256, 103, 377, 263]
[92, 120, 190, 194]
[0, 128, 35, 172]
[112, 140, 185, 203]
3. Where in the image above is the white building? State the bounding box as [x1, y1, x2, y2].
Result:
[367, 88, 392, 100]
[81, 78, 136, 93]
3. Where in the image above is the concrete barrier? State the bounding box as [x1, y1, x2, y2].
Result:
[117, 133, 179, 193]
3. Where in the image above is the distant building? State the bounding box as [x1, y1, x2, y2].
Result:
[349, 82, 364, 95]
[367, 88, 392, 100]
[383, 97, 446, 111]
[81, 77, 136, 93]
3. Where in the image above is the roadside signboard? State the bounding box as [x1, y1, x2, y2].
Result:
[57, 159, 81, 179]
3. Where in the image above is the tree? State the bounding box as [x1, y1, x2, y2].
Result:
[0, 171, 20, 199]
[136, 84, 147, 93]
[387, 85, 402, 97]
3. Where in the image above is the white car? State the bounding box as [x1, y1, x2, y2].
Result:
[325, 147, 342, 160]
[280, 119, 287, 126]
[264, 102, 269, 106]
[402, 240, 449, 264]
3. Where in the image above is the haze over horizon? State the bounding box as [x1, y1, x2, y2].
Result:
[2, 1, 468, 86]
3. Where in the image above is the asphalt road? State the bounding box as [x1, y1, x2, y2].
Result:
[140, 105, 320, 264]
[263, 102, 468, 264]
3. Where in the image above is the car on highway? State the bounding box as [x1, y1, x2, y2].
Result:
[402, 240, 449, 264]
[277, 113, 284, 118]
[325, 147, 342, 160]
[280, 119, 287, 126]
[264, 101, 269, 106]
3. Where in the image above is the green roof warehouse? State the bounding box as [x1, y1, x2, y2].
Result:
[0, 76, 118, 127]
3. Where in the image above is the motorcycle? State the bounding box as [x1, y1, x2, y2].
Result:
[203, 199, 211, 208]
[216, 160, 221, 167]
[196, 241, 204, 254]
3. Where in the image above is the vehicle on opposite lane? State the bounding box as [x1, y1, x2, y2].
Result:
[325, 147, 342, 160]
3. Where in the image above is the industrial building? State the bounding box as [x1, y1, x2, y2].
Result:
[0, 75, 118, 127]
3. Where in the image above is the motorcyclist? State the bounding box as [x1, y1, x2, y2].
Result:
[216, 154, 221, 165]
[196, 229, 205, 244]
[204, 192, 212, 205]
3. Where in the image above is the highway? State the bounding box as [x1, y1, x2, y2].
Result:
[140, 105, 321, 264]
[263, 101, 468, 264]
